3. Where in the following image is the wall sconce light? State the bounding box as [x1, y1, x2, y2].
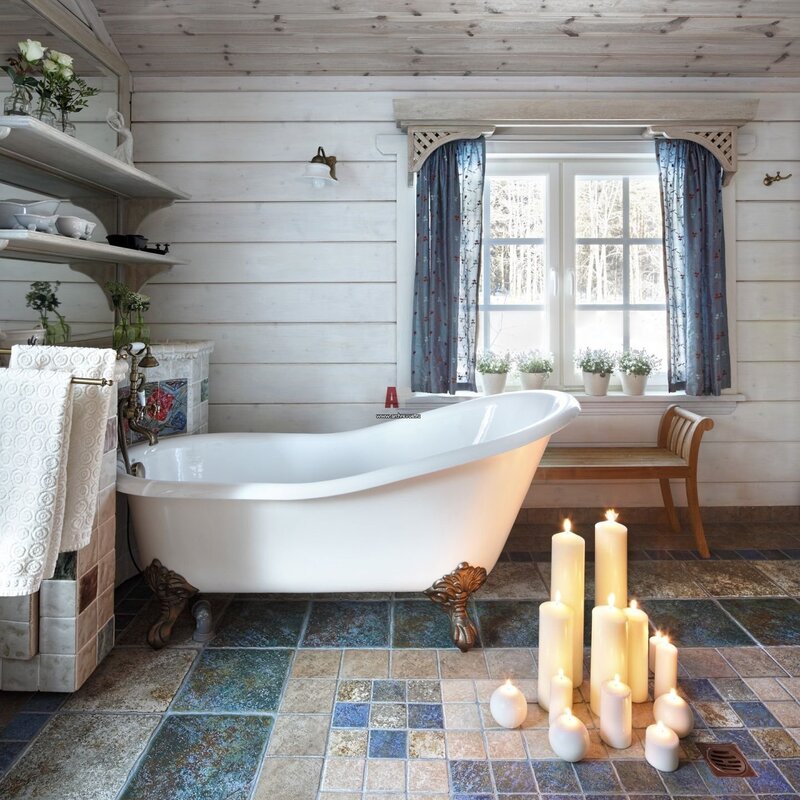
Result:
[302, 146, 337, 188]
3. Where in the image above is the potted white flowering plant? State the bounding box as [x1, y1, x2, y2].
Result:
[515, 350, 554, 390]
[617, 348, 662, 396]
[575, 347, 616, 396]
[476, 351, 511, 395]
[3, 39, 45, 116]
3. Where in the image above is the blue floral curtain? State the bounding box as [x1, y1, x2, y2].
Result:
[656, 139, 731, 396]
[412, 137, 486, 394]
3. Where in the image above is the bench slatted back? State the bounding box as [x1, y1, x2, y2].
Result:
[657, 405, 714, 474]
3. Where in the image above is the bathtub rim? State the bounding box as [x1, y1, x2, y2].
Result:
[117, 389, 579, 502]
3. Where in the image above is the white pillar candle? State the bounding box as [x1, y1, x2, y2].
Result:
[599, 674, 632, 750]
[625, 599, 649, 703]
[645, 720, 680, 772]
[549, 668, 573, 724]
[537, 592, 574, 711]
[654, 687, 694, 738]
[551, 518, 585, 682]
[490, 679, 528, 729]
[589, 595, 628, 714]
[654, 638, 678, 699]
[649, 629, 666, 672]
[595, 509, 627, 608]
[548, 708, 590, 762]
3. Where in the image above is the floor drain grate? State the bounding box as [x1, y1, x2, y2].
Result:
[698, 742, 756, 778]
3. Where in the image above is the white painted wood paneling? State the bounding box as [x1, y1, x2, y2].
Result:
[741, 122, 800, 161]
[210, 403, 382, 433]
[737, 282, 800, 321]
[737, 362, 800, 401]
[737, 202, 800, 240]
[737, 241, 800, 281]
[736, 163, 800, 202]
[737, 321, 800, 361]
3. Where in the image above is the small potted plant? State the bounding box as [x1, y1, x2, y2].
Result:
[476, 351, 511, 395]
[25, 280, 70, 344]
[515, 350, 554, 390]
[618, 348, 662, 396]
[575, 347, 616, 396]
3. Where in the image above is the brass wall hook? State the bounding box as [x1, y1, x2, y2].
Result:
[764, 171, 792, 186]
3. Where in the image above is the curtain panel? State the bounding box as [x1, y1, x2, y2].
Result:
[656, 139, 731, 396]
[412, 137, 486, 394]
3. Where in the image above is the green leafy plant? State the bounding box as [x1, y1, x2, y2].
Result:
[618, 348, 662, 376]
[515, 350, 554, 374]
[476, 351, 512, 374]
[575, 347, 616, 376]
[4, 39, 44, 104]
[25, 280, 70, 344]
[106, 281, 151, 349]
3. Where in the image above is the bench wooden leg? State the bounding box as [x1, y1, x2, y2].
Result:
[685, 476, 711, 559]
[659, 478, 681, 534]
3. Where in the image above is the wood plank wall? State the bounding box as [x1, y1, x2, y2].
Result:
[105, 78, 800, 506]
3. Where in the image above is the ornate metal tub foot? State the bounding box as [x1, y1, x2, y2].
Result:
[143, 559, 199, 649]
[424, 562, 487, 653]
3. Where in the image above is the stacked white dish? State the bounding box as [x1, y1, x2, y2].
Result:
[0, 199, 96, 240]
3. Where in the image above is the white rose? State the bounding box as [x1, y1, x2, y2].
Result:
[42, 59, 59, 74]
[60, 66, 73, 79]
[18, 39, 45, 62]
[50, 51, 73, 68]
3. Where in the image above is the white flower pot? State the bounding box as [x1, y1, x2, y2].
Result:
[519, 372, 548, 390]
[582, 371, 611, 396]
[480, 372, 508, 395]
[620, 373, 649, 396]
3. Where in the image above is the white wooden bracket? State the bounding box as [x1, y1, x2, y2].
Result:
[650, 127, 738, 185]
[407, 126, 495, 183]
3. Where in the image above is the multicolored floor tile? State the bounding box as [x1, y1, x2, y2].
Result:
[719, 598, 800, 646]
[640, 599, 756, 647]
[211, 600, 307, 647]
[475, 601, 538, 647]
[393, 600, 455, 648]
[302, 601, 390, 648]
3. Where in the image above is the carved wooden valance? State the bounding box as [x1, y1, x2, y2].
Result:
[395, 96, 757, 184]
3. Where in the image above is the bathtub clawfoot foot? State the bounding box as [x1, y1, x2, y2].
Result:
[143, 559, 199, 649]
[424, 562, 487, 653]
[191, 598, 214, 643]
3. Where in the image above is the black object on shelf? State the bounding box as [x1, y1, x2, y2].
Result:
[144, 243, 170, 255]
[107, 234, 148, 250]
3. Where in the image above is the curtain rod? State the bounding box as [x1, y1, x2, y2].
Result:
[0, 350, 114, 386]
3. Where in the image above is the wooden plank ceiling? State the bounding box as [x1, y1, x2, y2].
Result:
[91, 0, 800, 76]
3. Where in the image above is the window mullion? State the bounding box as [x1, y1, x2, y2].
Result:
[622, 176, 630, 351]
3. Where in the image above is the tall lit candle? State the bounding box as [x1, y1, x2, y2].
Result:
[645, 720, 679, 772]
[649, 629, 666, 672]
[653, 687, 694, 738]
[654, 637, 678, 699]
[625, 599, 649, 703]
[551, 518, 585, 681]
[600, 674, 632, 750]
[549, 668, 573, 724]
[595, 509, 627, 608]
[538, 591, 574, 711]
[589, 594, 628, 714]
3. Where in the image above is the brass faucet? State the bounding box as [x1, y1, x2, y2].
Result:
[117, 343, 160, 476]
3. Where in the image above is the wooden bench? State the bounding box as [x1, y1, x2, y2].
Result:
[537, 405, 714, 558]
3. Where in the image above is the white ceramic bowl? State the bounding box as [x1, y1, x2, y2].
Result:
[82, 221, 97, 240]
[56, 215, 89, 238]
[14, 213, 59, 233]
[0, 199, 62, 229]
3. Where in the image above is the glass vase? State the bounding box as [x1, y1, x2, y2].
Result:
[132, 311, 150, 346]
[57, 109, 76, 137]
[113, 318, 132, 350]
[3, 86, 32, 116]
[34, 98, 56, 127]
[44, 317, 70, 345]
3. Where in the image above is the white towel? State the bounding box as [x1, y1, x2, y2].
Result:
[11, 346, 116, 551]
[0, 368, 74, 595]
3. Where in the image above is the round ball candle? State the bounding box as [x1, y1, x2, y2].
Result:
[549, 668, 574, 724]
[548, 708, 590, 762]
[654, 638, 679, 699]
[649, 630, 666, 672]
[595, 509, 627, 608]
[645, 720, 680, 772]
[551, 518, 585, 681]
[589, 594, 628, 714]
[625, 599, 650, 703]
[538, 592, 574, 710]
[654, 688, 694, 738]
[490, 679, 528, 729]
[599, 674, 632, 750]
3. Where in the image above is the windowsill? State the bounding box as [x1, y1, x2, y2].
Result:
[405, 389, 746, 415]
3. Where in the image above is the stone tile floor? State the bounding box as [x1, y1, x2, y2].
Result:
[1, 520, 800, 799]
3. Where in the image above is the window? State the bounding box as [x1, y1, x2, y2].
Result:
[480, 155, 668, 389]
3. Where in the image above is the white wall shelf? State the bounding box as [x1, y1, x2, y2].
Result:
[0, 116, 188, 200]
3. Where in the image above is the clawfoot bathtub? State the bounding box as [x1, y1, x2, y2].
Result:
[117, 390, 580, 650]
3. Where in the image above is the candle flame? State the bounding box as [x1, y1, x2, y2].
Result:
[564, 707, 572, 718]
[605, 509, 618, 522]
[558, 667, 564, 679]
[657, 720, 666, 732]
[608, 593, 616, 607]
[555, 590, 562, 604]
[663, 635, 670, 644]
[669, 687, 678, 698]
[505, 678, 512, 686]
[655, 629, 663, 637]
[630, 599, 638, 610]
[563, 518, 572, 532]
[613, 673, 620, 684]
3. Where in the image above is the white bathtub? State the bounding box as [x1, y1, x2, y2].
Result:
[118, 391, 579, 594]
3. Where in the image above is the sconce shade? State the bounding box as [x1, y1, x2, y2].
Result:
[303, 146, 337, 187]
